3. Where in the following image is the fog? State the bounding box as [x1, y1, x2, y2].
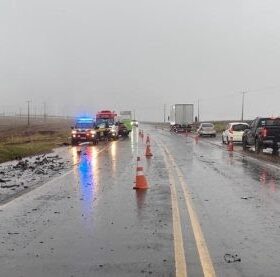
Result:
[1, 0, 280, 121]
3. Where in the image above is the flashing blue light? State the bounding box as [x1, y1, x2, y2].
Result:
[76, 117, 94, 123]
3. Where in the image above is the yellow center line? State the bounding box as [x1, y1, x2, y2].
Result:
[163, 144, 216, 277]
[162, 148, 188, 277]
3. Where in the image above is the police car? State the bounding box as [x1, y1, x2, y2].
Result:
[71, 117, 98, 145]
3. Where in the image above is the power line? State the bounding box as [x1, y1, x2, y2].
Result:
[248, 85, 280, 94]
[197, 84, 280, 103]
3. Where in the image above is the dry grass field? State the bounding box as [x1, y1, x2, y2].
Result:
[0, 116, 73, 163]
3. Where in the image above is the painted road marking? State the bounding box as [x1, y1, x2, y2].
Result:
[163, 151, 187, 277]
[162, 143, 216, 277]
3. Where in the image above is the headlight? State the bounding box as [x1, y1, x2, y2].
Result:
[90, 130, 96, 135]
[72, 130, 77, 135]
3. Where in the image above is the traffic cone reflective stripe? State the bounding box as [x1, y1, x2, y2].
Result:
[134, 157, 149, 189]
[134, 169, 149, 189]
[145, 144, 153, 157]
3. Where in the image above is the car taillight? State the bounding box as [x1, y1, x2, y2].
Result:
[261, 127, 268, 138]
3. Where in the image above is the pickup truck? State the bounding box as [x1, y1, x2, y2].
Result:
[242, 117, 280, 154]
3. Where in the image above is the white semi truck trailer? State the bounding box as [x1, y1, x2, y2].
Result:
[169, 104, 194, 132]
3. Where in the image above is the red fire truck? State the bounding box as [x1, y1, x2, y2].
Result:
[96, 110, 117, 122]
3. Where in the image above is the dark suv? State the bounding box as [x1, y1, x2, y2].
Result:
[242, 117, 280, 154]
[117, 122, 129, 137]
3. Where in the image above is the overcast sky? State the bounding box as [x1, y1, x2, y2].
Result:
[1, 0, 280, 121]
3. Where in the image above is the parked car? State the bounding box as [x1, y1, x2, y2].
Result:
[197, 123, 216, 137]
[222, 122, 249, 144]
[242, 117, 280, 154]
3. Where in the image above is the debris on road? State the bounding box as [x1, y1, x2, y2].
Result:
[241, 196, 254, 200]
[0, 178, 11, 183]
[1, 184, 20, 189]
[224, 254, 241, 263]
[0, 151, 71, 203]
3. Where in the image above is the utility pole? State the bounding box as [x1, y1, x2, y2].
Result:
[27, 100, 31, 126]
[197, 99, 200, 123]
[241, 91, 247, 121]
[164, 104, 166, 123]
[43, 102, 47, 123]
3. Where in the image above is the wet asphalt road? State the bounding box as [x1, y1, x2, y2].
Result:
[1, 126, 280, 276]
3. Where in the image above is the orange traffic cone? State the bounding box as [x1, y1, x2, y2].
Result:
[133, 157, 149, 189]
[228, 137, 234, 152]
[145, 144, 153, 157]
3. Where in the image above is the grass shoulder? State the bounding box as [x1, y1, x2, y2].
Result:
[0, 131, 69, 163]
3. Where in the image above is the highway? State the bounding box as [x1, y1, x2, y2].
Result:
[1, 125, 280, 276]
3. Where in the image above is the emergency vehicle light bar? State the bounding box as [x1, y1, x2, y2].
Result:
[76, 117, 94, 122]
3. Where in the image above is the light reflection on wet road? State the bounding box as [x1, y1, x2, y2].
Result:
[74, 146, 98, 213]
[1, 126, 280, 276]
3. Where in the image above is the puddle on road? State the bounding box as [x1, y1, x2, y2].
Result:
[259, 169, 277, 192]
[196, 147, 280, 194]
[240, 158, 280, 193]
